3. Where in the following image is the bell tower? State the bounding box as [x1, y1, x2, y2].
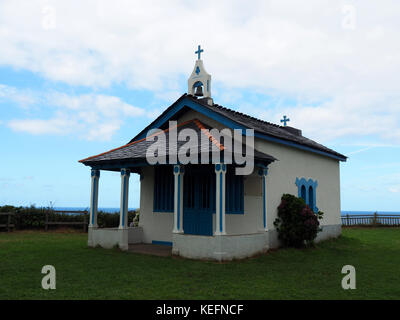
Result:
[188, 45, 212, 103]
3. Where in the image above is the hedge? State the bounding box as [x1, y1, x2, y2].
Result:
[0, 205, 139, 230]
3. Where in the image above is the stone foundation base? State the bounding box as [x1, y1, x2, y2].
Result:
[172, 224, 341, 261]
[88, 224, 341, 259]
[88, 227, 143, 251]
[172, 232, 269, 261]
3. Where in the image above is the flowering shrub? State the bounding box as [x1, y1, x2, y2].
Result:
[273, 194, 324, 248]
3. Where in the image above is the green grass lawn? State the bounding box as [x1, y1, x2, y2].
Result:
[0, 228, 399, 299]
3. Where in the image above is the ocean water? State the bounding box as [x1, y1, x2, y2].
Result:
[340, 211, 400, 216]
[52, 207, 400, 216]
[54, 207, 136, 214]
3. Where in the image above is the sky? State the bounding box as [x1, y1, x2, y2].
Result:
[0, 0, 399, 211]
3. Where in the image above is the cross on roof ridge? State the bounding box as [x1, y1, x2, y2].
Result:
[280, 115, 290, 127]
[195, 45, 204, 60]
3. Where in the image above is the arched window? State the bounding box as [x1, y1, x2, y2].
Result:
[308, 186, 314, 211]
[295, 177, 318, 213]
[301, 185, 306, 203]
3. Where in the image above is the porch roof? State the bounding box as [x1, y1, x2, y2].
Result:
[79, 119, 276, 171]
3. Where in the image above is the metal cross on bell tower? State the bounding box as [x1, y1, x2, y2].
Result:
[195, 45, 204, 60]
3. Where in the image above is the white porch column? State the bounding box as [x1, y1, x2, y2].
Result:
[173, 165, 184, 233]
[215, 163, 227, 235]
[89, 169, 100, 228]
[119, 168, 130, 229]
[259, 167, 269, 231]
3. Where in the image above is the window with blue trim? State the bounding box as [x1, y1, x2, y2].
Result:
[301, 185, 306, 201]
[295, 177, 318, 212]
[225, 167, 244, 214]
[308, 186, 314, 211]
[154, 166, 174, 212]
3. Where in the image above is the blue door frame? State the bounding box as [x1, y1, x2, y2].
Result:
[183, 165, 215, 236]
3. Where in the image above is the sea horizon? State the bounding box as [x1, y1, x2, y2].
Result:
[49, 207, 400, 216]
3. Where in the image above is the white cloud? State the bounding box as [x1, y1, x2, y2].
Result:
[388, 185, 400, 193]
[6, 88, 151, 141]
[0, 84, 36, 107]
[1, 0, 399, 93]
[9, 116, 76, 135]
[273, 93, 400, 143]
[0, 1, 399, 143]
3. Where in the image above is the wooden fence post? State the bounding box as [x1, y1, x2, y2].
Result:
[346, 214, 349, 226]
[83, 214, 87, 232]
[7, 213, 10, 232]
[373, 212, 377, 225]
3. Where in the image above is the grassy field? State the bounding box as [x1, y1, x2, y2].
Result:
[0, 228, 399, 299]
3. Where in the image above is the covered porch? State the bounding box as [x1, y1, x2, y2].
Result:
[85, 162, 272, 260]
[80, 119, 276, 260]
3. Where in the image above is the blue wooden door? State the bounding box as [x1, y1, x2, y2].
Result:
[183, 166, 215, 236]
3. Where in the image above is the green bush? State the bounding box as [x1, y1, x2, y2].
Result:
[0, 205, 49, 229]
[0, 205, 139, 231]
[273, 194, 324, 248]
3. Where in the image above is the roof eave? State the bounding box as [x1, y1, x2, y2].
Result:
[253, 131, 347, 162]
[81, 94, 347, 165]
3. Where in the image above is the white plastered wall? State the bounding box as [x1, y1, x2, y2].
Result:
[138, 166, 174, 243]
[254, 139, 341, 229]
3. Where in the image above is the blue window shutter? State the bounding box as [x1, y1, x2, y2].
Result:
[225, 167, 244, 214]
[154, 166, 174, 212]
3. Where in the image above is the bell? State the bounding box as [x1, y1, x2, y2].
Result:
[194, 85, 203, 97]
